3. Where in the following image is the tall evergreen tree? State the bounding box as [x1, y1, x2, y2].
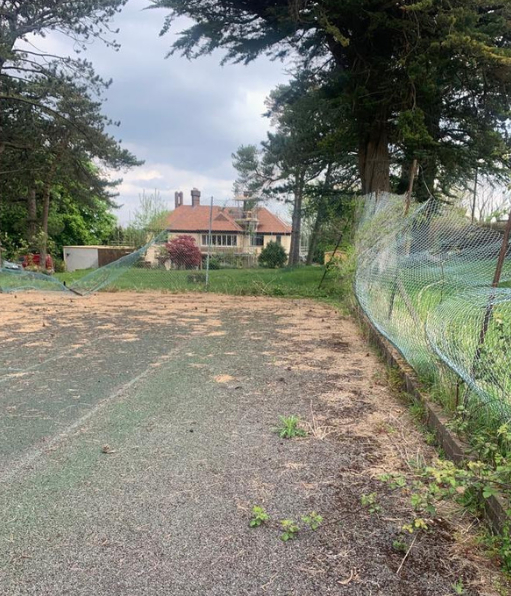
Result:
[0, 1, 141, 261]
[153, 0, 511, 196]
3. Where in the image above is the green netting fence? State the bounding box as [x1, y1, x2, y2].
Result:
[0, 231, 339, 299]
[3, 191, 510, 423]
[355, 192, 511, 421]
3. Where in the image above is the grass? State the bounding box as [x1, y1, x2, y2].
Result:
[56, 265, 344, 300]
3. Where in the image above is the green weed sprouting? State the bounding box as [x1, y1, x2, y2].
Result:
[249, 505, 270, 528]
[280, 519, 300, 541]
[275, 415, 307, 439]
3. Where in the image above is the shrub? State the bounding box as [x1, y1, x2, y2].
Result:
[165, 235, 202, 269]
[53, 257, 66, 273]
[258, 241, 287, 268]
[206, 256, 221, 270]
[311, 246, 325, 265]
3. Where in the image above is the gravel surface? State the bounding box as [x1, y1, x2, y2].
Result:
[0, 292, 506, 595]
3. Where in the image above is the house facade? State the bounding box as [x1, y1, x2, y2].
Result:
[165, 189, 292, 259]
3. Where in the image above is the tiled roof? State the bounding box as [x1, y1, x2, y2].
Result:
[166, 205, 292, 234]
[256, 208, 292, 234]
[166, 206, 241, 232]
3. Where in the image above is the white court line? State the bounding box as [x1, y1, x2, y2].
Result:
[0, 334, 112, 385]
[0, 348, 180, 484]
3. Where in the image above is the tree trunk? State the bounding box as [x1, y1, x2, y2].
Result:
[40, 136, 68, 268]
[306, 164, 333, 265]
[289, 171, 305, 266]
[306, 208, 322, 266]
[359, 121, 391, 194]
[40, 171, 55, 268]
[415, 158, 436, 203]
[26, 188, 37, 247]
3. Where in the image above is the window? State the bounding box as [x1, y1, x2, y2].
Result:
[201, 234, 237, 246]
[251, 234, 264, 247]
[276, 235, 282, 245]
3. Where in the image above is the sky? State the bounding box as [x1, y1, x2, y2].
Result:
[26, 0, 290, 224]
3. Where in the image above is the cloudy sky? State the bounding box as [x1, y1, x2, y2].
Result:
[28, 0, 290, 223]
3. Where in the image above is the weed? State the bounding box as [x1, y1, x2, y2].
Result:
[301, 511, 323, 531]
[379, 472, 407, 490]
[275, 415, 307, 439]
[452, 579, 464, 594]
[392, 539, 408, 553]
[425, 431, 437, 446]
[360, 492, 382, 514]
[402, 517, 428, 533]
[387, 367, 405, 392]
[280, 519, 300, 541]
[409, 401, 426, 422]
[249, 505, 270, 528]
[483, 525, 511, 574]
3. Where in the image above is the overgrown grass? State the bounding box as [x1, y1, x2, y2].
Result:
[56, 265, 346, 300]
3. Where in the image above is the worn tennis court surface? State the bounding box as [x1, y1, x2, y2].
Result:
[0, 292, 506, 595]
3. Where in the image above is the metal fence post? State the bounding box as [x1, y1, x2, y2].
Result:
[205, 196, 213, 289]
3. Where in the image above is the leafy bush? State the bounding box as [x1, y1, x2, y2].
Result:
[206, 256, 221, 270]
[165, 235, 202, 269]
[258, 241, 287, 268]
[53, 257, 66, 273]
[311, 246, 325, 265]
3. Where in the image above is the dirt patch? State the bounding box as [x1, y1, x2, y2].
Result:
[0, 292, 507, 595]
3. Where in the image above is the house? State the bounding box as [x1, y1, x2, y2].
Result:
[164, 189, 292, 260]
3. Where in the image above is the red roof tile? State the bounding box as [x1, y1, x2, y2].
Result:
[166, 205, 291, 234]
[256, 208, 292, 234]
[166, 206, 241, 232]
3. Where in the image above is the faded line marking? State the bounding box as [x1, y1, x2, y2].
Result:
[0, 348, 180, 484]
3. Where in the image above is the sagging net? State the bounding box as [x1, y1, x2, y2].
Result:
[355, 192, 511, 419]
[0, 232, 168, 296]
[0, 231, 338, 299]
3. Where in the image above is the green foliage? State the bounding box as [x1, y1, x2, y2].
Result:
[207, 257, 221, 270]
[379, 473, 407, 490]
[360, 493, 382, 514]
[275, 415, 307, 439]
[485, 525, 511, 575]
[301, 512, 323, 531]
[452, 579, 465, 595]
[56, 264, 343, 299]
[232, 145, 267, 204]
[131, 190, 169, 234]
[249, 505, 270, 528]
[379, 423, 511, 569]
[0, 0, 140, 260]
[402, 518, 429, 534]
[392, 539, 408, 553]
[310, 245, 325, 265]
[165, 235, 202, 269]
[258, 241, 287, 269]
[155, 0, 511, 194]
[280, 519, 300, 542]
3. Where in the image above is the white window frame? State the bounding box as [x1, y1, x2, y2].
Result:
[201, 234, 238, 247]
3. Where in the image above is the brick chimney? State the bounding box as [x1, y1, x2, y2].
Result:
[174, 191, 183, 209]
[191, 188, 201, 207]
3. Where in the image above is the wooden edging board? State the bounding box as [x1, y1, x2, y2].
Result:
[352, 303, 510, 534]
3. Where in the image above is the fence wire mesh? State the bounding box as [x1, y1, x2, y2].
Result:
[4, 191, 509, 423]
[0, 233, 339, 299]
[355, 192, 511, 420]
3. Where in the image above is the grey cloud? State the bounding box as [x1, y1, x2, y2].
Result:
[79, 2, 288, 174]
[36, 0, 289, 221]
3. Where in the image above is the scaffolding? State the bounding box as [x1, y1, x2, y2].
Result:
[234, 193, 260, 264]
